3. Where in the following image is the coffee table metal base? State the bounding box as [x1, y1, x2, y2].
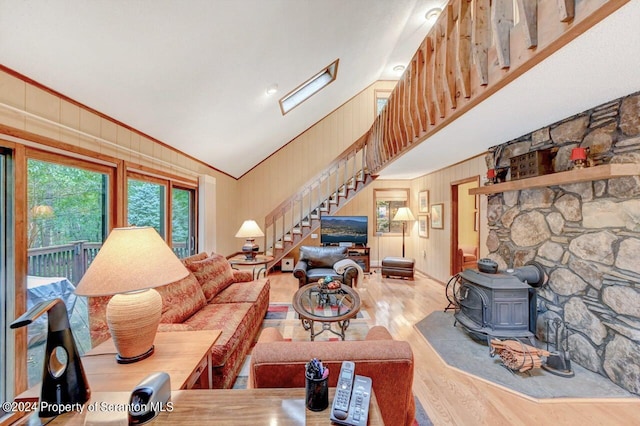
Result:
[301, 318, 351, 341]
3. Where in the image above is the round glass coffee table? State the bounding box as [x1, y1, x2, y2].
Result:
[292, 283, 361, 341]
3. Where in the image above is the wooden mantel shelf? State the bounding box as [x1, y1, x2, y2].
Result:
[470, 164, 640, 195]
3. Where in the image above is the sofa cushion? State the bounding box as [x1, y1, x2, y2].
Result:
[183, 302, 254, 366]
[212, 278, 270, 304]
[305, 268, 342, 283]
[299, 246, 347, 268]
[187, 254, 235, 301]
[156, 273, 207, 323]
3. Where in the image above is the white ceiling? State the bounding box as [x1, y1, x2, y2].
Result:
[1, 1, 639, 181]
[0, 0, 444, 178]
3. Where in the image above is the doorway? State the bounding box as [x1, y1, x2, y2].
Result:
[451, 177, 480, 275]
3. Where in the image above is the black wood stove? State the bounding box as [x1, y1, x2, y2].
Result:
[449, 262, 546, 343]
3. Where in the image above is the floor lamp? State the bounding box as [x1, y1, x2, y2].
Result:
[393, 207, 415, 258]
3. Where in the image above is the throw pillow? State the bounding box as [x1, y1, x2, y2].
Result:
[156, 273, 207, 323]
[187, 254, 235, 301]
[181, 252, 208, 266]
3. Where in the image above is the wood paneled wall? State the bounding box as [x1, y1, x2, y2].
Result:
[235, 81, 397, 247]
[410, 155, 487, 283]
[0, 68, 241, 255]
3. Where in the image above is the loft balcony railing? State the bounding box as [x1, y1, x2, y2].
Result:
[364, 0, 624, 175]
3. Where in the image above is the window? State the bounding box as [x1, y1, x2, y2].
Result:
[171, 186, 196, 259]
[279, 59, 339, 115]
[127, 175, 167, 238]
[374, 188, 409, 234]
[375, 90, 391, 115]
[26, 155, 112, 386]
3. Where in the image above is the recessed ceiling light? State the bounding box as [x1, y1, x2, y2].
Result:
[266, 84, 278, 95]
[425, 7, 442, 23]
[393, 65, 405, 74]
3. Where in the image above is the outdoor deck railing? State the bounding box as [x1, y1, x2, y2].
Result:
[28, 241, 190, 284]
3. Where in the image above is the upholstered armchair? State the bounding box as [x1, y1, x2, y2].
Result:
[458, 244, 478, 271]
[293, 245, 359, 288]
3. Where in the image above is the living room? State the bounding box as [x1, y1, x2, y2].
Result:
[2, 1, 640, 425]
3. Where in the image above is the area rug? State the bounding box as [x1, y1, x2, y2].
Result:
[233, 304, 434, 425]
[415, 311, 635, 399]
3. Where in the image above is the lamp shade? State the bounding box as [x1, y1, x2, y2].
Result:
[75, 226, 189, 296]
[235, 220, 265, 238]
[393, 207, 416, 222]
[75, 226, 189, 363]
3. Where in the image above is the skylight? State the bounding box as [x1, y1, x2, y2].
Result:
[279, 59, 339, 115]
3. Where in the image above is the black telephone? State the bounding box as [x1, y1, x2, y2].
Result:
[330, 361, 372, 426]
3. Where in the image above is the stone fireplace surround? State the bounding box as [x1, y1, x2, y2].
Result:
[485, 90, 640, 395]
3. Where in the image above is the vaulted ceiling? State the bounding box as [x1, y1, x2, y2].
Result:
[1, 1, 639, 180]
[0, 0, 442, 178]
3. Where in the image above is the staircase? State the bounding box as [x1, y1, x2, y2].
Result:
[262, 0, 616, 269]
[264, 134, 376, 267]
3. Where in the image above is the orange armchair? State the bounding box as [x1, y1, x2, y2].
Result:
[249, 326, 415, 426]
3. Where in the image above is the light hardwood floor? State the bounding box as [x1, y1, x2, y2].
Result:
[267, 270, 640, 426]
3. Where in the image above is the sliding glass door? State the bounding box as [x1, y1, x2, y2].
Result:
[26, 157, 111, 386]
[0, 149, 11, 412]
[171, 187, 196, 258]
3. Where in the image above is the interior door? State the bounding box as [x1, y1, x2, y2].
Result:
[451, 177, 480, 275]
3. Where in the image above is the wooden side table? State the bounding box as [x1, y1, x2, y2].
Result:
[228, 254, 274, 279]
[16, 330, 221, 403]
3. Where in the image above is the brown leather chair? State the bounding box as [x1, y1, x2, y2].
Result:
[293, 246, 359, 288]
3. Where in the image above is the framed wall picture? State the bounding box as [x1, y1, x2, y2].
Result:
[418, 190, 429, 213]
[431, 203, 444, 229]
[418, 215, 429, 238]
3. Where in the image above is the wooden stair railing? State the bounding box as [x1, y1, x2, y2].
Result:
[261, 0, 623, 270]
[264, 133, 376, 267]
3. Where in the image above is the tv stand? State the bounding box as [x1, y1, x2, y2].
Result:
[346, 246, 370, 273]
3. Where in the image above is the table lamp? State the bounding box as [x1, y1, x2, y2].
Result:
[75, 226, 189, 364]
[393, 207, 415, 258]
[235, 220, 264, 260]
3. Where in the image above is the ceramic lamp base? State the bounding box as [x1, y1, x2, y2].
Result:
[106, 288, 162, 364]
[242, 239, 259, 260]
[116, 345, 155, 364]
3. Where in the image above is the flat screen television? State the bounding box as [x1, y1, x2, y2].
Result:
[320, 215, 368, 246]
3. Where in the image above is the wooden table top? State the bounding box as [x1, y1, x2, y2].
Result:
[16, 330, 221, 401]
[18, 388, 383, 425]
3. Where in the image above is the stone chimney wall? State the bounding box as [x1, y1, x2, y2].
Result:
[486, 91, 640, 394]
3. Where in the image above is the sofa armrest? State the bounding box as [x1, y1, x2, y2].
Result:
[232, 269, 253, 283]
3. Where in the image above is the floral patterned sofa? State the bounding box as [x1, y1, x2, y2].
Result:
[88, 251, 270, 389]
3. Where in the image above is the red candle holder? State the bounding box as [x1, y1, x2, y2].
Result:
[486, 168, 496, 185]
[570, 147, 588, 169]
